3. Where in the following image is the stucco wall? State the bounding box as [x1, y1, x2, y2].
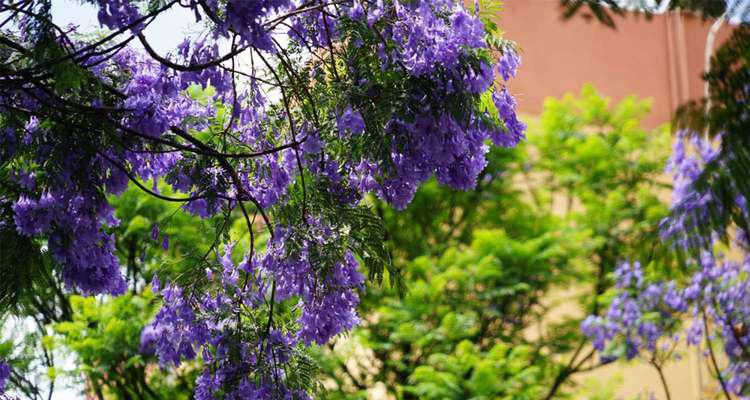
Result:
[500, 0, 732, 128]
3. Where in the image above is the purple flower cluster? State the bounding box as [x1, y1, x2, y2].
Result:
[660, 131, 748, 249]
[583, 257, 750, 397]
[96, 0, 141, 31]
[216, 0, 292, 51]
[376, 115, 490, 209]
[581, 262, 683, 360]
[497, 50, 521, 81]
[283, 248, 364, 345]
[141, 280, 208, 365]
[337, 106, 365, 137]
[323, 16, 523, 209]
[492, 87, 526, 148]
[4, 44, 225, 295]
[301, 0, 526, 210]
[261, 221, 365, 346]
[145, 228, 361, 396]
[368, 20, 523, 207]
[194, 368, 310, 400]
[0, 361, 9, 394]
[10, 163, 127, 295]
[116, 48, 215, 139]
[391, 0, 485, 77]
[350, 63, 525, 209]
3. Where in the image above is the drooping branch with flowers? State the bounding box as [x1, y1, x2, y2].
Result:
[0, 0, 524, 397]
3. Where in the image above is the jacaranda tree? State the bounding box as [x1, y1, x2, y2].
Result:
[0, 0, 524, 397]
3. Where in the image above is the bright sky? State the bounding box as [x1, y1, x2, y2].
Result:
[49, 0, 199, 54]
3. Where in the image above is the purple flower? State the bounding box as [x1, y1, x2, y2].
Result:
[497, 49, 521, 81]
[337, 106, 365, 137]
[146, 283, 208, 366]
[0, 361, 10, 393]
[297, 251, 364, 345]
[22, 116, 39, 145]
[367, 0, 384, 26]
[491, 88, 526, 148]
[349, 1, 365, 20]
[96, 0, 142, 31]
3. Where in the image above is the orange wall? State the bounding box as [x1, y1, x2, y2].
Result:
[499, 1, 732, 127]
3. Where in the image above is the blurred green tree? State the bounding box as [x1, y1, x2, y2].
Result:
[316, 85, 671, 399]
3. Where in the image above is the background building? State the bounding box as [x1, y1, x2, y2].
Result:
[502, 0, 732, 128]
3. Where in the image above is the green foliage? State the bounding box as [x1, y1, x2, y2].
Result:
[578, 375, 624, 400]
[406, 341, 545, 400]
[109, 182, 228, 288]
[477, 0, 504, 37]
[317, 85, 671, 399]
[367, 228, 581, 398]
[51, 290, 196, 399]
[531, 85, 670, 266]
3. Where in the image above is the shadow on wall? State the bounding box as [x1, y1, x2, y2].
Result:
[498, 0, 733, 128]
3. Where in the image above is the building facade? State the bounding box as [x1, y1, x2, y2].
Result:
[502, 0, 732, 128]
